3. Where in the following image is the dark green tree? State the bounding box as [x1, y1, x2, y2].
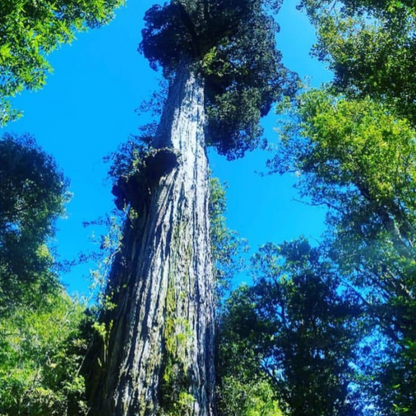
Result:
[0, 0, 125, 125]
[0, 133, 70, 314]
[218, 239, 363, 416]
[140, 0, 298, 158]
[86, 1, 297, 415]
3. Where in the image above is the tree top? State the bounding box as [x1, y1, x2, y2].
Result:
[140, 0, 298, 159]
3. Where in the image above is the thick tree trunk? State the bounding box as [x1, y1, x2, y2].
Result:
[88, 64, 215, 416]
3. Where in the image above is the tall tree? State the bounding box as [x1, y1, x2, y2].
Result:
[271, 89, 416, 414]
[85, 1, 297, 414]
[294, 2, 416, 411]
[0, 0, 125, 126]
[0, 132, 90, 415]
[264, 3, 416, 412]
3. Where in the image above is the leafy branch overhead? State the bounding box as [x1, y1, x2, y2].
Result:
[140, 0, 299, 158]
[0, 0, 125, 126]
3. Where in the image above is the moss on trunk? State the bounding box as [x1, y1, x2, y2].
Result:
[87, 65, 215, 416]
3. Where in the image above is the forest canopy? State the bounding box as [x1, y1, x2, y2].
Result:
[2, 0, 416, 415]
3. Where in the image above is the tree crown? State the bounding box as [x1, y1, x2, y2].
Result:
[0, 133, 70, 313]
[140, 0, 298, 158]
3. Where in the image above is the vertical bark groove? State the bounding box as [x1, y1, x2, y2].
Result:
[88, 65, 215, 416]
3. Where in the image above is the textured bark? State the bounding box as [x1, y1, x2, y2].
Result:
[88, 65, 215, 416]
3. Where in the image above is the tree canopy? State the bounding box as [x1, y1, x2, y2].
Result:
[139, 0, 298, 158]
[0, 0, 125, 126]
[0, 134, 94, 416]
[218, 239, 362, 416]
[0, 133, 70, 314]
[300, 0, 416, 123]
[268, 85, 416, 414]
[248, 1, 416, 412]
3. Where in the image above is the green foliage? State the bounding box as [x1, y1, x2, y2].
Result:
[140, 0, 283, 73]
[0, 0, 125, 126]
[209, 177, 247, 299]
[300, 0, 416, 124]
[217, 293, 283, 416]
[272, 90, 416, 296]
[217, 375, 282, 416]
[271, 89, 416, 414]
[0, 292, 89, 416]
[0, 133, 70, 314]
[218, 239, 362, 416]
[273, 90, 416, 225]
[104, 136, 150, 184]
[260, 2, 416, 412]
[272, 5, 416, 409]
[0, 133, 93, 415]
[140, 0, 298, 158]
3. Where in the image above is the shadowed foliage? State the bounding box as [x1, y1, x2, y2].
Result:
[140, 0, 298, 158]
[0, 133, 70, 315]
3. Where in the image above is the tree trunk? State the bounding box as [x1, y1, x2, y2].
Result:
[87, 64, 215, 416]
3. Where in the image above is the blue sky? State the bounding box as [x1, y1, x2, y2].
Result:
[1, 0, 331, 295]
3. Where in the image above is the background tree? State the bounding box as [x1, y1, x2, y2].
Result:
[0, 293, 89, 416]
[218, 239, 362, 416]
[289, 3, 416, 411]
[0, 133, 93, 415]
[85, 0, 297, 415]
[0, 0, 125, 126]
[299, 0, 416, 124]
[0, 133, 70, 315]
[270, 89, 416, 414]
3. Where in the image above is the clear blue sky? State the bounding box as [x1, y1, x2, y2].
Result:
[1, 0, 331, 295]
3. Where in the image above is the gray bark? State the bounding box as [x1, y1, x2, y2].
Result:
[88, 64, 215, 416]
